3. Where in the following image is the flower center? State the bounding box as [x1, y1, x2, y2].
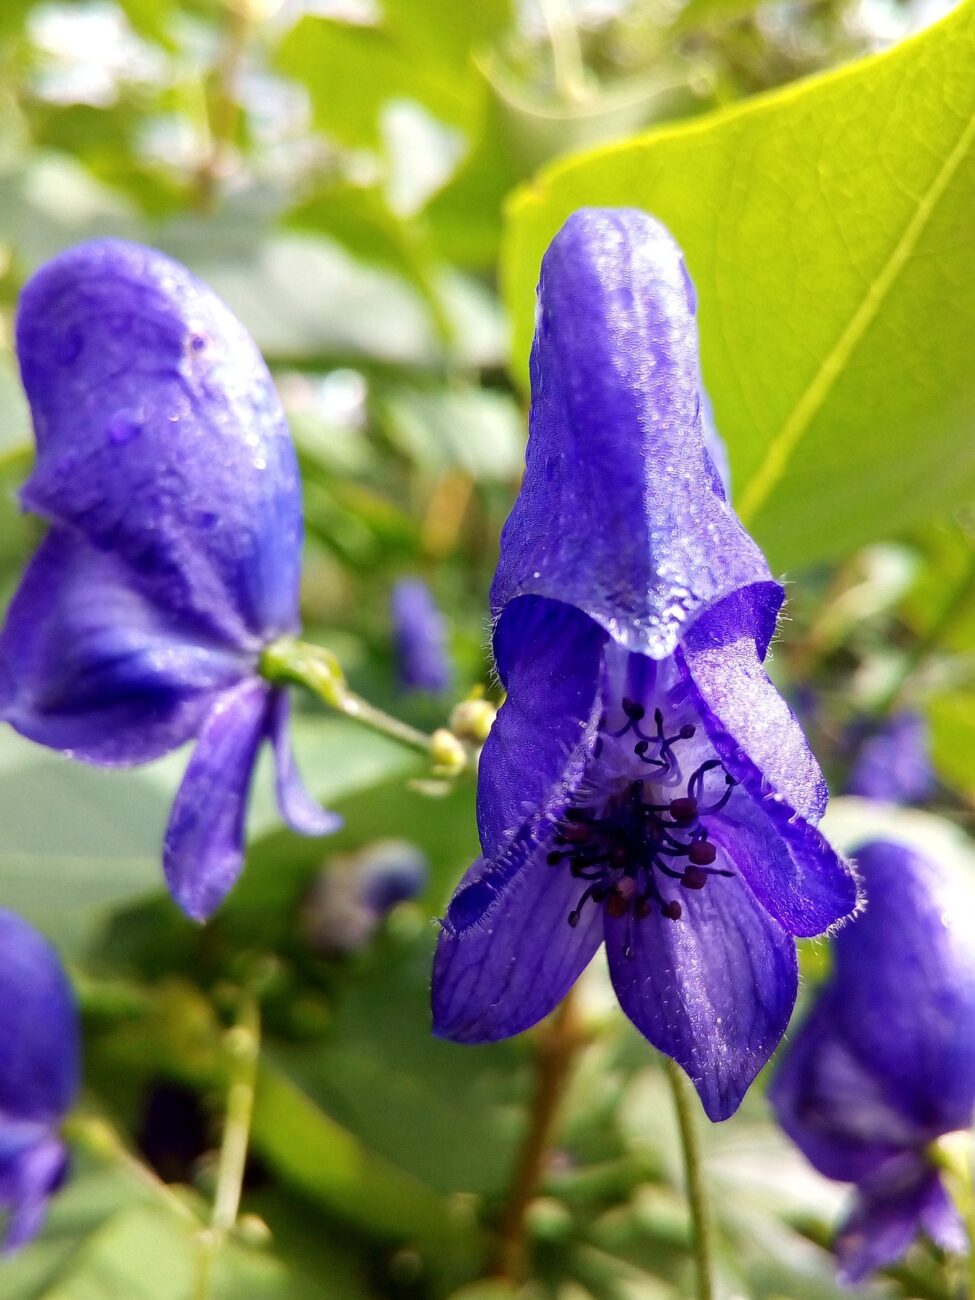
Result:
[548, 693, 737, 953]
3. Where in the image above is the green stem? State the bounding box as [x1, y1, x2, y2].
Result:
[193, 0, 251, 211]
[193, 994, 261, 1300]
[494, 989, 587, 1284]
[664, 1058, 715, 1300]
[538, 0, 591, 105]
[261, 638, 467, 774]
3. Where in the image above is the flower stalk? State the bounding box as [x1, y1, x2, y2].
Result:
[495, 989, 588, 1284]
[261, 638, 469, 776]
[194, 992, 261, 1300]
[664, 1057, 715, 1300]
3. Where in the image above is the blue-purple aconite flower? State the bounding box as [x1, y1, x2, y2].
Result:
[432, 208, 859, 1120]
[0, 910, 79, 1251]
[303, 839, 430, 955]
[391, 578, 451, 693]
[770, 839, 975, 1282]
[0, 240, 339, 922]
[846, 711, 934, 805]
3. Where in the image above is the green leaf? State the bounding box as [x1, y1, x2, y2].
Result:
[276, 1, 511, 150]
[502, 0, 975, 570]
[251, 1060, 458, 1248]
[380, 383, 525, 482]
[264, 928, 525, 1200]
[2, 1153, 324, 1300]
[0, 732, 170, 957]
[929, 689, 975, 798]
[288, 182, 436, 290]
[0, 716, 415, 957]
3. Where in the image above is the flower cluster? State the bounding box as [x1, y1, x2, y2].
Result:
[432, 208, 860, 1120]
[0, 240, 338, 922]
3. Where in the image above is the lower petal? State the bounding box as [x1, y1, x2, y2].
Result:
[0, 911, 79, 1122]
[432, 833, 605, 1043]
[678, 592, 827, 823]
[605, 872, 797, 1121]
[478, 596, 606, 858]
[1, 1134, 69, 1253]
[0, 529, 247, 765]
[836, 1163, 950, 1284]
[769, 994, 919, 1183]
[268, 691, 342, 837]
[163, 679, 272, 921]
[710, 788, 860, 938]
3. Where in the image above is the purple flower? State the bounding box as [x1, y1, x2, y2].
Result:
[770, 839, 975, 1282]
[0, 910, 79, 1252]
[846, 711, 934, 805]
[302, 839, 430, 955]
[391, 578, 451, 693]
[0, 240, 339, 922]
[432, 209, 859, 1121]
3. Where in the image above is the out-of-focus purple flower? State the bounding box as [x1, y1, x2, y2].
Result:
[302, 839, 429, 955]
[0, 910, 79, 1252]
[391, 578, 451, 693]
[770, 839, 975, 1282]
[431, 209, 859, 1121]
[0, 240, 339, 922]
[846, 711, 934, 805]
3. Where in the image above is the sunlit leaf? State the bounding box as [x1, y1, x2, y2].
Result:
[503, 0, 975, 570]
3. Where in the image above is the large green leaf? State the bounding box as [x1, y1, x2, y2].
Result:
[502, 1, 975, 571]
[0, 717, 415, 957]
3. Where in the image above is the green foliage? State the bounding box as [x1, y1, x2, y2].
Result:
[0, 0, 973, 1295]
[277, 1, 512, 149]
[503, 0, 975, 571]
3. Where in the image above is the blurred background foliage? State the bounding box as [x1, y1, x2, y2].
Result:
[0, 0, 973, 1297]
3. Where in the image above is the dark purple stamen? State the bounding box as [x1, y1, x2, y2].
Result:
[552, 703, 738, 941]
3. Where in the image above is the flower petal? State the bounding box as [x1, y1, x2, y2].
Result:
[491, 208, 778, 659]
[478, 596, 605, 858]
[846, 711, 934, 803]
[836, 1162, 953, 1285]
[709, 788, 859, 938]
[0, 1134, 69, 1253]
[604, 872, 797, 1121]
[769, 993, 921, 1183]
[830, 840, 975, 1131]
[0, 910, 79, 1122]
[0, 529, 246, 765]
[268, 690, 342, 837]
[16, 239, 303, 648]
[163, 679, 273, 921]
[432, 837, 604, 1043]
[679, 590, 828, 824]
[391, 577, 451, 693]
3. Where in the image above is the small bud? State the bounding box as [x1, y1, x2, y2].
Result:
[431, 728, 466, 777]
[449, 698, 497, 745]
[236, 1214, 272, 1247]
